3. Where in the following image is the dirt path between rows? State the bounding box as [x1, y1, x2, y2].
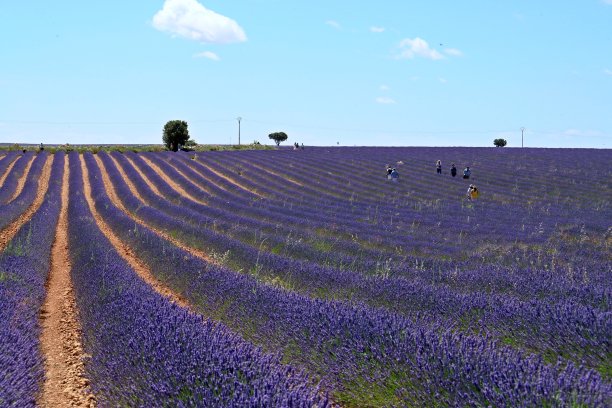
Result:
[0, 155, 20, 188]
[245, 161, 305, 187]
[194, 159, 264, 198]
[38, 158, 95, 408]
[94, 155, 214, 264]
[139, 155, 209, 205]
[8, 154, 36, 202]
[119, 155, 164, 198]
[0, 155, 53, 253]
[80, 156, 193, 311]
[155, 157, 214, 196]
[105, 155, 148, 204]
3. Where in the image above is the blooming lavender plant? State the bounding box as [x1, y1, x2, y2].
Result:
[0, 152, 64, 406]
[69, 153, 327, 406]
[83, 151, 611, 407]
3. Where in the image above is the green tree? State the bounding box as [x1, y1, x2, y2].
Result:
[493, 138, 507, 147]
[268, 131, 288, 147]
[163, 120, 191, 151]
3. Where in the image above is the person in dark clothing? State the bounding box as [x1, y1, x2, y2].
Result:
[463, 166, 471, 179]
[390, 168, 399, 182]
[436, 160, 442, 174]
[450, 163, 457, 177]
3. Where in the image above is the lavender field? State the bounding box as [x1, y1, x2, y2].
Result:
[1, 147, 611, 407]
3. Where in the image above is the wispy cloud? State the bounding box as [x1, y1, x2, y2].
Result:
[370, 26, 385, 33]
[603, 0, 612, 5]
[604, 68, 612, 76]
[325, 20, 341, 30]
[397, 37, 444, 60]
[379, 84, 390, 91]
[153, 0, 246, 44]
[444, 48, 463, 57]
[193, 51, 220, 61]
[438, 78, 448, 84]
[375, 96, 396, 104]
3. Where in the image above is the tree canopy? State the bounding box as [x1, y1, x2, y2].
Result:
[163, 120, 191, 151]
[493, 138, 507, 147]
[268, 132, 288, 147]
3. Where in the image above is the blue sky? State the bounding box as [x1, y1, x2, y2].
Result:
[1, 0, 611, 148]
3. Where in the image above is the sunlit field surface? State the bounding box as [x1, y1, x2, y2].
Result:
[1, 147, 610, 407]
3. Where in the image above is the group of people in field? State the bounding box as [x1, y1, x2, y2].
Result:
[385, 160, 479, 200]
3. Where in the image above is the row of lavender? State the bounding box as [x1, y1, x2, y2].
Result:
[0, 152, 63, 406]
[0, 152, 35, 205]
[87, 151, 610, 406]
[0, 153, 47, 230]
[0, 153, 327, 406]
[101, 151, 609, 376]
[138, 151, 608, 313]
[69, 153, 327, 406]
[204, 147, 609, 251]
[162, 148, 609, 281]
[158, 151, 607, 303]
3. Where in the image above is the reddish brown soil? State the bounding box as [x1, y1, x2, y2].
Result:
[80, 155, 193, 311]
[160, 158, 214, 195]
[94, 155, 214, 264]
[8, 154, 35, 202]
[38, 158, 95, 407]
[246, 161, 304, 187]
[120, 155, 164, 198]
[105, 155, 148, 204]
[0, 155, 53, 252]
[139, 155, 208, 205]
[0, 155, 20, 188]
[193, 159, 264, 198]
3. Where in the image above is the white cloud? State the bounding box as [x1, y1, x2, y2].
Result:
[379, 84, 390, 91]
[375, 96, 396, 104]
[438, 77, 448, 83]
[444, 48, 463, 57]
[193, 51, 220, 61]
[604, 68, 612, 76]
[326, 20, 341, 29]
[153, 0, 246, 44]
[603, 0, 612, 5]
[398, 37, 444, 60]
[370, 26, 385, 33]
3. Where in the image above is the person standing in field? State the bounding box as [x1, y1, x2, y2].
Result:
[436, 160, 442, 175]
[466, 184, 479, 200]
[463, 166, 471, 179]
[390, 168, 399, 182]
[386, 164, 393, 179]
[450, 163, 457, 177]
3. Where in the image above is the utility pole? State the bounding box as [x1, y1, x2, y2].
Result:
[237, 117, 242, 145]
[520, 127, 525, 148]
